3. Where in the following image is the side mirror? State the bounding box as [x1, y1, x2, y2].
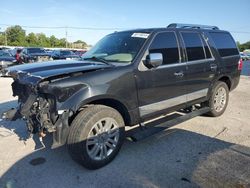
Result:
[143, 53, 163, 68]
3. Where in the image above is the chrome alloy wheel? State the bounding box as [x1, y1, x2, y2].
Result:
[86, 117, 120, 160]
[213, 87, 227, 112]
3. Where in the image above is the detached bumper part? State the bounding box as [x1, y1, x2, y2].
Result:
[2, 108, 21, 121]
[51, 111, 70, 149]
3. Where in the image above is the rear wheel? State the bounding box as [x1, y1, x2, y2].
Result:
[207, 81, 229, 117]
[67, 105, 125, 169]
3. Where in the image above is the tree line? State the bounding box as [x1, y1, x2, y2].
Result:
[237, 41, 250, 52]
[0, 25, 88, 48]
[0, 25, 249, 51]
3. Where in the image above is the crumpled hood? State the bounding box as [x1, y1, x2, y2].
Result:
[3, 60, 109, 85]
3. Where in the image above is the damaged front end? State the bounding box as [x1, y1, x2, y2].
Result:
[2, 72, 72, 149]
[1, 60, 107, 149]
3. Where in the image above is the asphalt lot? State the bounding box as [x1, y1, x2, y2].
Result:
[0, 62, 250, 188]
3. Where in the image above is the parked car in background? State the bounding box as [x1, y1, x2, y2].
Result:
[20, 47, 52, 63]
[240, 52, 249, 61]
[74, 50, 87, 56]
[0, 47, 11, 50]
[0, 50, 17, 70]
[44, 49, 54, 56]
[51, 50, 80, 60]
[243, 50, 250, 59]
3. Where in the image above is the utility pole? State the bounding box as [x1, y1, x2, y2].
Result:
[65, 26, 68, 48]
[5, 31, 7, 46]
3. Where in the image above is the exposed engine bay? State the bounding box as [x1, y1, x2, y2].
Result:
[2, 79, 70, 148]
[9, 80, 57, 134]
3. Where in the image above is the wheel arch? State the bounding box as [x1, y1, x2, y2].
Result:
[217, 75, 232, 90]
[78, 96, 132, 126]
[207, 75, 232, 100]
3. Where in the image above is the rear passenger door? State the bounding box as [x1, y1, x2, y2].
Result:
[136, 31, 188, 118]
[180, 31, 216, 102]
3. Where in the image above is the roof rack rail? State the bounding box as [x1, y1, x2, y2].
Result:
[167, 23, 219, 30]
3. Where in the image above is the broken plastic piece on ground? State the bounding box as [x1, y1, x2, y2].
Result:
[39, 136, 46, 148]
[2, 108, 21, 121]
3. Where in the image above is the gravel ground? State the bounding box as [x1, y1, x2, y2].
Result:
[0, 75, 250, 188]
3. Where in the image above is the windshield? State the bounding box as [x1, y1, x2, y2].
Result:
[27, 48, 45, 54]
[83, 31, 149, 63]
[0, 51, 11, 57]
[61, 51, 73, 55]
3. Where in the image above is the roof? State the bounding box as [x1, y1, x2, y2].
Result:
[115, 23, 224, 34]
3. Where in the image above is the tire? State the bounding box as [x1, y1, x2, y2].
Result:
[207, 81, 229, 117]
[67, 105, 125, 169]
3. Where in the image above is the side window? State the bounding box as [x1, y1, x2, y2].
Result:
[209, 32, 238, 57]
[149, 32, 179, 65]
[181, 32, 206, 61]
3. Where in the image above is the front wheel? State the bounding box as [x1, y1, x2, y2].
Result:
[67, 105, 125, 169]
[207, 81, 229, 117]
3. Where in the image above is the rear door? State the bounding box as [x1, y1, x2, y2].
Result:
[179, 31, 216, 103]
[208, 32, 240, 87]
[135, 31, 188, 118]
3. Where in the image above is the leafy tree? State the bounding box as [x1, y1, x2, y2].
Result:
[49, 35, 57, 47]
[0, 33, 5, 45]
[26, 32, 38, 46]
[57, 38, 67, 47]
[2, 25, 88, 48]
[36, 33, 50, 47]
[6, 25, 26, 46]
[74, 40, 87, 46]
[241, 41, 250, 51]
[73, 40, 87, 48]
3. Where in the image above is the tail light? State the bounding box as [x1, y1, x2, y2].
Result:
[238, 59, 243, 71]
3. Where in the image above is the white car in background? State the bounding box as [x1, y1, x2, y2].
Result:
[240, 52, 250, 61]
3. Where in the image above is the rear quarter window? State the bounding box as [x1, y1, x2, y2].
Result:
[209, 32, 238, 57]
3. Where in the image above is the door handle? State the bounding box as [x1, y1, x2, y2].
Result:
[210, 64, 217, 71]
[174, 71, 184, 77]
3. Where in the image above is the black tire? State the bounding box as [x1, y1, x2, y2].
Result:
[67, 105, 125, 169]
[207, 81, 229, 117]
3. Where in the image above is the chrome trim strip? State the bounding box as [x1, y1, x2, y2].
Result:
[186, 58, 215, 65]
[139, 88, 208, 116]
[156, 62, 186, 69]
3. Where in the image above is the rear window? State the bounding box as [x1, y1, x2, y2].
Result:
[209, 32, 238, 57]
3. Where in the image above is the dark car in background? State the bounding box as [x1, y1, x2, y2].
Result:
[20, 47, 52, 63]
[0, 50, 17, 70]
[51, 50, 80, 60]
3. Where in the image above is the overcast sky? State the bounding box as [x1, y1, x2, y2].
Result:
[0, 0, 249, 45]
